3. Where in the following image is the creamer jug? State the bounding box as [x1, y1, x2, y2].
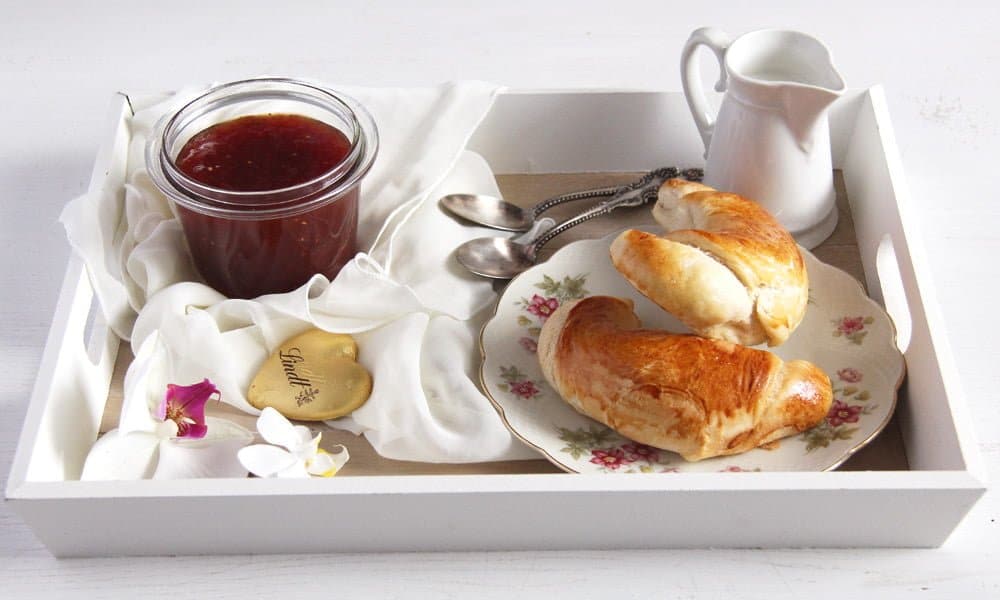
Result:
[681, 28, 845, 248]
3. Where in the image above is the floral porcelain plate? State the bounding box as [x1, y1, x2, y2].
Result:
[479, 231, 905, 473]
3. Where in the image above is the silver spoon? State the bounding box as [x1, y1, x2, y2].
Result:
[440, 166, 703, 231]
[439, 185, 621, 232]
[456, 168, 681, 279]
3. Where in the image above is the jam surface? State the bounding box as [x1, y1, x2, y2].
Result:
[176, 114, 352, 191]
[173, 114, 359, 299]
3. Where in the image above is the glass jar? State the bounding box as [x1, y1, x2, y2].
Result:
[146, 78, 378, 299]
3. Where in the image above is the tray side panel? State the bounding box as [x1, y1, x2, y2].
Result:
[6, 94, 131, 488]
[9, 476, 984, 556]
[5, 97, 131, 489]
[7, 261, 99, 485]
[842, 88, 984, 475]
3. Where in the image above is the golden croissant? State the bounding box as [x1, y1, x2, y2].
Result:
[610, 179, 808, 346]
[537, 296, 832, 461]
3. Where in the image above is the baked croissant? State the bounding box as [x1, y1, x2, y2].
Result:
[610, 179, 808, 346]
[537, 296, 832, 461]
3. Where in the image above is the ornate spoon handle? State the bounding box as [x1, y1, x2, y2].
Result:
[525, 166, 703, 258]
[527, 166, 703, 220]
[528, 186, 622, 219]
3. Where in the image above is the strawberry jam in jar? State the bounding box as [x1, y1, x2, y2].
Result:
[147, 78, 378, 299]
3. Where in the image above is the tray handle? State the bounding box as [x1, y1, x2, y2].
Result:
[18, 258, 120, 482]
[875, 234, 913, 352]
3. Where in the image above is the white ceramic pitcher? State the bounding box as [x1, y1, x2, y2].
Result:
[681, 28, 846, 248]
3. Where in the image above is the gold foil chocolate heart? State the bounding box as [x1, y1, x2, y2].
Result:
[248, 329, 372, 421]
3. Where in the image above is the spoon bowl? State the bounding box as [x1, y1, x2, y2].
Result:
[439, 183, 624, 232]
[456, 237, 537, 279]
[439, 193, 533, 232]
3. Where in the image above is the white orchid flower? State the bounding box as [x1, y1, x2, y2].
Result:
[238, 407, 350, 478]
[81, 378, 252, 480]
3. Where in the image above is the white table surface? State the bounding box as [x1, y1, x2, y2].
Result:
[2, 1, 997, 597]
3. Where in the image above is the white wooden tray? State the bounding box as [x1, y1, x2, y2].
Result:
[5, 87, 987, 555]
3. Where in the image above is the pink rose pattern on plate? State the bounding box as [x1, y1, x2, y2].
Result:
[525, 294, 559, 321]
[801, 366, 878, 452]
[518, 337, 538, 353]
[558, 426, 679, 473]
[832, 315, 874, 345]
[500, 274, 590, 402]
[836, 367, 863, 383]
[515, 274, 589, 354]
[556, 427, 769, 473]
[497, 365, 541, 400]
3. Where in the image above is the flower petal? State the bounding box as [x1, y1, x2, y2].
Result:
[275, 461, 311, 478]
[153, 395, 168, 421]
[160, 379, 218, 439]
[256, 407, 302, 450]
[154, 418, 254, 479]
[289, 432, 323, 463]
[238, 445, 298, 478]
[156, 438, 249, 479]
[183, 423, 209, 439]
[119, 331, 165, 436]
[293, 425, 315, 450]
[307, 445, 350, 477]
[155, 418, 180, 440]
[171, 417, 255, 447]
[306, 432, 323, 457]
[307, 452, 337, 477]
[175, 379, 219, 411]
[80, 429, 162, 481]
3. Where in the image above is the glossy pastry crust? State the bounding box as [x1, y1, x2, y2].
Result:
[610, 179, 808, 346]
[538, 296, 832, 461]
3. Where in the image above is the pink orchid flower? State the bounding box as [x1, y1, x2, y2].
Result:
[155, 379, 219, 439]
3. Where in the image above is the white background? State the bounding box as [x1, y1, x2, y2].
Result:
[2, 1, 998, 597]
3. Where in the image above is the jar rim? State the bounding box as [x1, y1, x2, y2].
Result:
[146, 77, 379, 220]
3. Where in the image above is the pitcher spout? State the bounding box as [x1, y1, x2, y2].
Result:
[802, 46, 846, 97]
[776, 37, 845, 149]
[780, 78, 842, 151]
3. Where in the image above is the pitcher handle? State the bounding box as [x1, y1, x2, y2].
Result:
[681, 27, 733, 156]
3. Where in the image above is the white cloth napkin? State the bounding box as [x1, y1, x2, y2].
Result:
[63, 81, 540, 463]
